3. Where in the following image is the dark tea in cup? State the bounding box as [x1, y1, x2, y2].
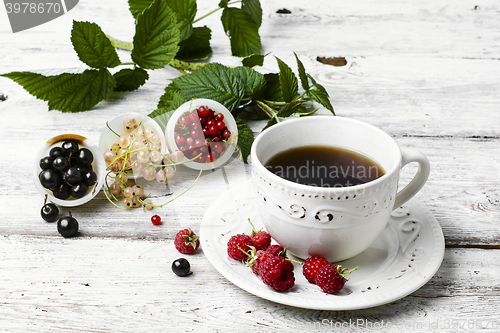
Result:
[264, 145, 385, 187]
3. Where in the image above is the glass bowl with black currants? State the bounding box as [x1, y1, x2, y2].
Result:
[34, 134, 106, 207]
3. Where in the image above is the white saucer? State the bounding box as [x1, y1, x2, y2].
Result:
[200, 180, 445, 310]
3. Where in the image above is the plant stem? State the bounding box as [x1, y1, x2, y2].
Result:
[193, 0, 241, 23]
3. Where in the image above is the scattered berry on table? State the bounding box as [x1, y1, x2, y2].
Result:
[227, 233, 253, 262]
[172, 258, 192, 277]
[41, 202, 59, 222]
[57, 212, 79, 238]
[174, 229, 200, 254]
[258, 256, 295, 292]
[315, 264, 358, 294]
[302, 256, 330, 284]
[151, 214, 161, 225]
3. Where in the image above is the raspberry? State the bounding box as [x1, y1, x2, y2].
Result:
[265, 244, 285, 256]
[227, 234, 253, 262]
[302, 256, 330, 284]
[315, 264, 358, 294]
[258, 256, 295, 292]
[248, 218, 271, 250]
[248, 249, 274, 275]
[174, 229, 200, 254]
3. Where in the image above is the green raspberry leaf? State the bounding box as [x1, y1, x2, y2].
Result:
[294, 52, 310, 91]
[149, 82, 186, 131]
[71, 21, 121, 69]
[173, 63, 245, 111]
[276, 56, 298, 103]
[231, 66, 265, 99]
[235, 118, 254, 163]
[166, 0, 197, 41]
[113, 67, 149, 91]
[242, 0, 262, 28]
[176, 26, 212, 61]
[1, 69, 116, 112]
[132, 0, 181, 70]
[307, 74, 334, 114]
[242, 53, 265, 68]
[261, 73, 283, 102]
[128, 0, 154, 19]
[218, 0, 229, 8]
[221, 7, 262, 57]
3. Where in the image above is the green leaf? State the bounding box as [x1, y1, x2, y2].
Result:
[2, 69, 116, 112]
[176, 26, 212, 61]
[107, 35, 133, 51]
[148, 83, 187, 131]
[242, 53, 265, 68]
[132, 0, 181, 70]
[276, 99, 303, 117]
[113, 67, 149, 91]
[294, 52, 310, 91]
[128, 0, 154, 19]
[276, 56, 298, 103]
[221, 7, 262, 57]
[261, 73, 283, 102]
[235, 118, 254, 163]
[262, 109, 317, 131]
[71, 21, 121, 69]
[173, 63, 245, 111]
[242, 0, 262, 28]
[218, 0, 229, 8]
[307, 74, 334, 114]
[166, 0, 197, 41]
[231, 66, 266, 99]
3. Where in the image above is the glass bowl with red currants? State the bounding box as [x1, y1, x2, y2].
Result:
[165, 99, 238, 170]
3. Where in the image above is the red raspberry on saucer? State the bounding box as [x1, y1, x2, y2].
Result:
[315, 264, 358, 294]
[247, 248, 274, 275]
[227, 233, 253, 262]
[174, 229, 200, 254]
[258, 256, 295, 292]
[302, 256, 330, 284]
[265, 244, 285, 256]
[248, 218, 271, 251]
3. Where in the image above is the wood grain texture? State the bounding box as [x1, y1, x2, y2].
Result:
[0, 0, 499, 331]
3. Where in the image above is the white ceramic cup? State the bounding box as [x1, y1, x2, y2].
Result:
[251, 116, 430, 262]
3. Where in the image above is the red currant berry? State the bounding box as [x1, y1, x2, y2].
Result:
[194, 139, 204, 148]
[175, 134, 186, 146]
[213, 143, 224, 154]
[188, 112, 198, 123]
[198, 106, 209, 117]
[178, 116, 188, 125]
[216, 121, 225, 129]
[206, 119, 216, 127]
[197, 155, 206, 163]
[208, 126, 218, 136]
[206, 109, 215, 119]
[199, 116, 207, 126]
[223, 130, 231, 139]
[215, 113, 224, 121]
[189, 121, 198, 129]
[151, 215, 162, 225]
[202, 128, 209, 137]
[186, 136, 194, 146]
[212, 136, 222, 143]
[206, 153, 214, 162]
[190, 129, 200, 138]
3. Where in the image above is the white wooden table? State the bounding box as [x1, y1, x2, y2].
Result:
[1, 0, 499, 331]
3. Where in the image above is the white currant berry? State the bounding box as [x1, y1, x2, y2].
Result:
[123, 118, 138, 133]
[132, 185, 144, 197]
[149, 150, 161, 163]
[156, 170, 167, 183]
[144, 127, 155, 139]
[109, 183, 121, 197]
[150, 134, 161, 145]
[122, 197, 133, 209]
[137, 150, 150, 164]
[104, 151, 116, 164]
[170, 150, 184, 163]
[142, 166, 156, 181]
[123, 187, 134, 198]
[131, 197, 141, 208]
[143, 198, 153, 210]
[118, 135, 130, 148]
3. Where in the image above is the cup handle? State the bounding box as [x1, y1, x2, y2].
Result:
[393, 148, 431, 208]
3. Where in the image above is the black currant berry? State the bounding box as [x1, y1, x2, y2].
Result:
[39, 169, 62, 189]
[41, 203, 59, 222]
[172, 258, 192, 277]
[57, 213, 79, 238]
[61, 140, 79, 157]
[39, 156, 54, 170]
[82, 171, 97, 186]
[70, 182, 88, 199]
[52, 156, 69, 172]
[63, 166, 82, 185]
[76, 148, 94, 166]
[49, 146, 63, 159]
[53, 183, 71, 200]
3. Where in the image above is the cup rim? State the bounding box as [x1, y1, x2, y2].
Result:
[250, 116, 401, 193]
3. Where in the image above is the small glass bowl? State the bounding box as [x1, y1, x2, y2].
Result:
[33, 134, 106, 207]
[165, 99, 239, 170]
